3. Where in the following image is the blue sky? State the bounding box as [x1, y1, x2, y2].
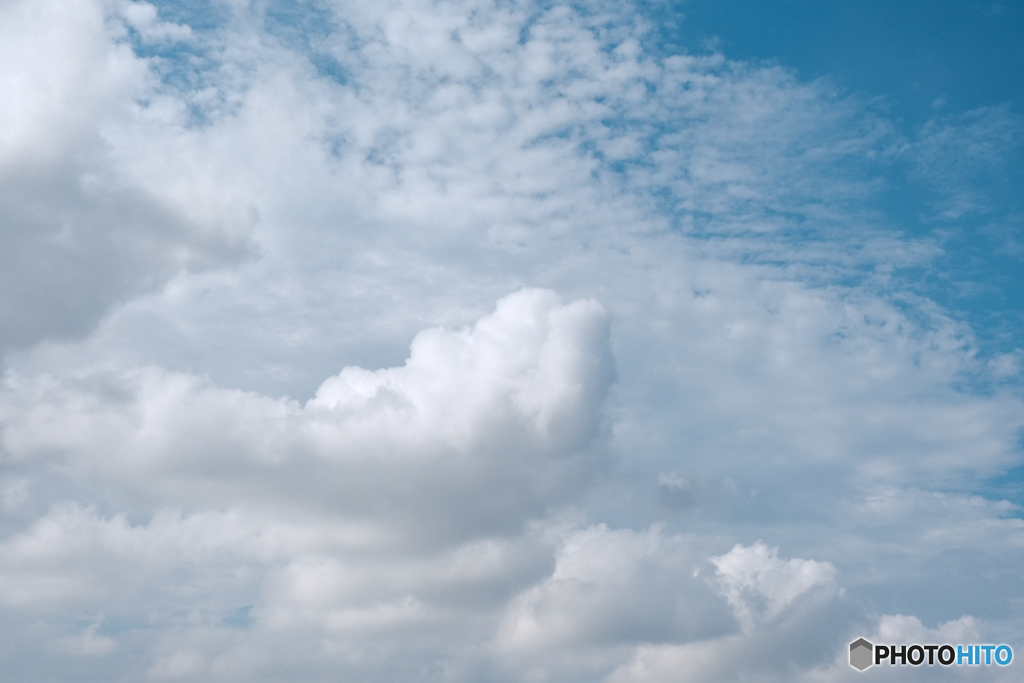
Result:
[0, 1, 1022, 681]
[663, 0, 1024, 360]
[661, 1, 1024, 117]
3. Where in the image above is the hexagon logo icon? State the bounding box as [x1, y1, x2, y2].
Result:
[850, 638, 874, 671]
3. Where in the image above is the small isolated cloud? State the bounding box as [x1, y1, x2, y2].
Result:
[118, 1, 193, 45]
[710, 541, 838, 632]
[656, 472, 736, 513]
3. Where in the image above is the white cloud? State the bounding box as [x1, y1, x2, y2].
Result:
[791, 614, 1023, 683]
[0, 0, 256, 350]
[710, 541, 838, 632]
[1, 0, 1023, 680]
[119, 1, 193, 44]
[493, 524, 736, 678]
[0, 289, 613, 679]
[1, 289, 612, 541]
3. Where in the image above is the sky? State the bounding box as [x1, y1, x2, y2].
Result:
[0, 0, 1022, 681]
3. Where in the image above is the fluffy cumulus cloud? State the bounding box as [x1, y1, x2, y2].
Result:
[0, 0, 256, 351]
[0, 0, 1022, 681]
[0, 289, 612, 680]
[710, 541, 838, 632]
[2, 288, 612, 540]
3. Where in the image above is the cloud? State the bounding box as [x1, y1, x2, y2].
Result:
[710, 541, 838, 632]
[789, 614, 1022, 682]
[1, 0, 1023, 680]
[119, 1, 193, 44]
[492, 525, 737, 678]
[1, 289, 612, 541]
[0, 288, 615, 679]
[0, 0, 255, 351]
[599, 542, 849, 683]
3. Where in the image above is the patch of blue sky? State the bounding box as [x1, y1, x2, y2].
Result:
[981, 462, 1024, 513]
[222, 605, 254, 629]
[131, 3, 331, 126]
[146, 0, 232, 34]
[261, 0, 350, 84]
[121, 4, 228, 122]
[137, 46, 218, 106]
[896, 229, 1024, 356]
[644, 0, 1024, 120]
[890, 117, 1023, 361]
[635, 0, 1024, 364]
